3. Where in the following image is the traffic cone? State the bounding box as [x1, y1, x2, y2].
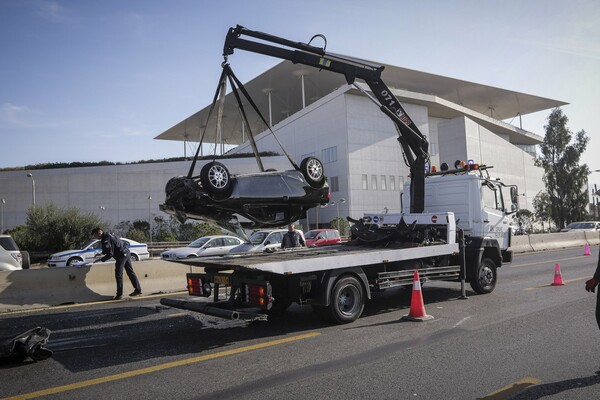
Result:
[551, 263, 565, 286]
[585, 243, 591, 256]
[402, 271, 434, 321]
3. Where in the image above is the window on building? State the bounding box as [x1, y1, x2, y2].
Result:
[329, 176, 339, 192]
[321, 146, 337, 164]
[371, 175, 377, 190]
[362, 174, 368, 190]
[398, 176, 404, 191]
[430, 143, 438, 156]
[390, 176, 396, 191]
[381, 175, 386, 191]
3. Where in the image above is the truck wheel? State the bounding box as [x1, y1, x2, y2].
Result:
[326, 276, 365, 324]
[470, 257, 497, 294]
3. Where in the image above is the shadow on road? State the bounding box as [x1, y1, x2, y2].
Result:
[505, 373, 600, 399]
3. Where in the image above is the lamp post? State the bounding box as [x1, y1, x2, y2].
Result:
[1, 199, 5, 234]
[26, 173, 35, 208]
[148, 195, 152, 244]
[99, 205, 105, 219]
[589, 170, 600, 218]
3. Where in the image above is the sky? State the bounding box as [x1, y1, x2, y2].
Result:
[1, 0, 599, 170]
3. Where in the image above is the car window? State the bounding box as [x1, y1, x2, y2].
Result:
[268, 232, 283, 244]
[90, 241, 102, 250]
[189, 237, 210, 248]
[213, 238, 225, 247]
[249, 232, 268, 244]
[224, 237, 242, 246]
[81, 239, 97, 249]
[0, 237, 19, 251]
[305, 231, 319, 239]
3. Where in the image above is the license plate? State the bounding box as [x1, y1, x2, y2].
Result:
[213, 275, 230, 285]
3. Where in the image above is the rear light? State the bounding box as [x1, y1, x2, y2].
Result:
[11, 253, 22, 265]
[187, 275, 211, 297]
[244, 282, 273, 310]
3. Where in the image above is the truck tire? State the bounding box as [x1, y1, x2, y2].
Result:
[326, 276, 365, 324]
[470, 257, 497, 294]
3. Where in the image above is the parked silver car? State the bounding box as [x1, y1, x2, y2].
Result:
[161, 235, 244, 260]
[560, 221, 600, 232]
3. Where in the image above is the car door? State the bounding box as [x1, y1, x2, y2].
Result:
[85, 240, 103, 263]
[200, 238, 226, 257]
[264, 232, 283, 250]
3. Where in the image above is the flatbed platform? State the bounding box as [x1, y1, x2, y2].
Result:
[171, 242, 459, 275]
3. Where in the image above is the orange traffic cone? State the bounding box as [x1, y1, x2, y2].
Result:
[551, 263, 565, 286]
[402, 271, 434, 321]
[585, 243, 591, 256]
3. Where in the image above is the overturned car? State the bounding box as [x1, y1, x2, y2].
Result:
[160, 156, 329, 230]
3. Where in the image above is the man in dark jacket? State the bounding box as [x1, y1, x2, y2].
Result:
[585, 252, 600, 330]
[92, 228, 142, 300]
[281, 224, 306, 249]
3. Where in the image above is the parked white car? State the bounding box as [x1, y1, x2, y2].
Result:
[161, 235, 244, 260]
[229, 229, 300, 253]
[0, 234, 30, 271]
[560, 221, 600, 232]
[47, 238, 149, 267]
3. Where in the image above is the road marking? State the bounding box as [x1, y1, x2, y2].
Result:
[0, 291, 188, 316]
[510, 255, 589, 268]
[167, 312, 187, 317]
[1, 332, 321, 400]
[525, 276, 589, 290]
[480, 376, 541, 399]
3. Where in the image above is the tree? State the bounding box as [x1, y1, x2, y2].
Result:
[535, 108, 589, 229]
[532, 191, 553, 232]
[7, 203, 105, 252]
[329, 217, 350, 237]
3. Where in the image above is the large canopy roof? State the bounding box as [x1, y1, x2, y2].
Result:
[155, 60, 567, 146]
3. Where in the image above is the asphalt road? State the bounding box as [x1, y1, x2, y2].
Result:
[1, 246, 600, 400]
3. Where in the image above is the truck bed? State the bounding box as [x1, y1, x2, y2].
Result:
[170, 242, 459, 275]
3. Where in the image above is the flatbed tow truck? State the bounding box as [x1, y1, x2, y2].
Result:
[160, 26, 519, 324]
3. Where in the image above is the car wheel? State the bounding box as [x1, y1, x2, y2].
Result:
[67, 257, 82, 266]
[130, 253, 139, 262]
[200, 161, 232, 194]
[21, 251, 30, 269]
[300, 157, 325, 188]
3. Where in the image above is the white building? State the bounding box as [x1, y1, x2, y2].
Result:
[0, 60, 564, 232]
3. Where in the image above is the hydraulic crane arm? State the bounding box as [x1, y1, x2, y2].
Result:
[223, 25, 429, 213]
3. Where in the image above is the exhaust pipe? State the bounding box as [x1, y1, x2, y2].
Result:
[160, 298, 240, 320]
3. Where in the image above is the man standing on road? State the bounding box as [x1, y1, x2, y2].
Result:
[585, 252, 600, 330]
[92, 228, 142, 300]
[281, 224, 306, 249]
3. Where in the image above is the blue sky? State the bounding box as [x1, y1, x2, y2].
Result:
[1, 0, 599, 170]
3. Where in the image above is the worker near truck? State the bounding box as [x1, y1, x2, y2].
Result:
[281, 224, 306, 249]
[585, 251, 600, 331]
[91, 228, 142, 300]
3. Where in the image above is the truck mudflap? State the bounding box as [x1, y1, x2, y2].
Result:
[160, 298, 268, 322]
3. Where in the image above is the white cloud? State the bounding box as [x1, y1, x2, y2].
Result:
[0, 102, 72, 129]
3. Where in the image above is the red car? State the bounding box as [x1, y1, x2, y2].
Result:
[304, 229, 341, 247]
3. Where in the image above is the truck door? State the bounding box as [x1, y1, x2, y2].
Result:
[481, 183, 509, 249]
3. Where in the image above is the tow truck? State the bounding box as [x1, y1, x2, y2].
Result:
[160, 26, 519, 324]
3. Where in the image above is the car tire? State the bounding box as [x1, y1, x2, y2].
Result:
[200, 161, 232, 194]
[66, 257, 82, 267]
[21, 251, 30, 269]
[130, 253, 139, 262]
[300, 157, 325, 188]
